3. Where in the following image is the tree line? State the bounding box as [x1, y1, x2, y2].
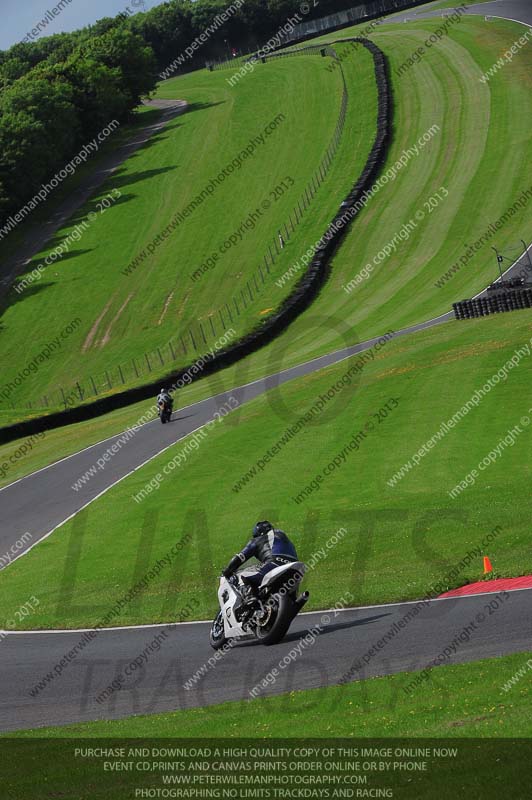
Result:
[0, 0, 367, 221]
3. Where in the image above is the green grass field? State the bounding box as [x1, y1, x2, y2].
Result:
[2, 14, 532, 428]
[2, 311, 531, 630]
[0, 45, 377, 421]
[415, 0, 494, 11]
[0, 10, 529, 470]
[263, 14, 532, 356]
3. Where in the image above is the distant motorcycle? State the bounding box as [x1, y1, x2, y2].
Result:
[158, 398, 172, 424]
[209, 561, 309, 648]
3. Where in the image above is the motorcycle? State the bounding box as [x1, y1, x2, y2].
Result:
[209, 561, 309, 649]
[158, 398, 172, 424]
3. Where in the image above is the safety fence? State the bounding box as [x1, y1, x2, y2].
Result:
[281, 0, 427, 44]
[454, 288, 532, 320]
[206, 0, 427, 71]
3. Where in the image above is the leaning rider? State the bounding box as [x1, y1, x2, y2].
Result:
[222, 521, 299, 600]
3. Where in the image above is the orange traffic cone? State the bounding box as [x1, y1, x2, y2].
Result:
[483, 556, 493, 574]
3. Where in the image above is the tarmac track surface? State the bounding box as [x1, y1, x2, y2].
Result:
[0, 0, 531, 733]
[2, 588, 531, 732]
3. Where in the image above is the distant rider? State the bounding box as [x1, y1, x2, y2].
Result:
[222, 521, 299, 599]
[157, 387, 173, 414]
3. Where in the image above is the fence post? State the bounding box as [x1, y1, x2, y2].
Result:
[118, 365, 125, 384]
[145, 354, 151, 373]
[132, 358, 139, 378]
[157, 347, 165, 365]
[169, 340, 176, 360]
[90, 375, 99, 395]
[198, 322, 207, 345]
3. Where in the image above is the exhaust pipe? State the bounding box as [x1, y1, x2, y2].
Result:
[294, 591, 309, 611]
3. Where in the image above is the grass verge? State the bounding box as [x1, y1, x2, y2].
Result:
[1, 311, 531, 629]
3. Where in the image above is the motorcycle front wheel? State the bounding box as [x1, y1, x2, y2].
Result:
[209, 611, 229, 650]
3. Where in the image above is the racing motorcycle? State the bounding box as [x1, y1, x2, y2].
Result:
[158, 398, 172, 424]
[209, 561, 309, 649]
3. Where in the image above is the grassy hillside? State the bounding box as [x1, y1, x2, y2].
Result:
[2, 13, 530, 433]
[249, 14, 532, 369]
[1, 310, 531, 629]
[0, 45, 377, 421]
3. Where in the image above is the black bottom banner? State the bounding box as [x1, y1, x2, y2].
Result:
[2, 738, 531, 799]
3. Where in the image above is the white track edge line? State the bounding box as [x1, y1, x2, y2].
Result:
[0, 320, 453, 572]
[2, 4, 530, 572]
[2, 423, 210, 571]
[0, 317, 450, 495]
[3, 584, 531, 636]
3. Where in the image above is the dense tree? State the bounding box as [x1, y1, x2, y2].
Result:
[0, 77, 78, 212]
[0, 0, 378, 220]
[83, 28, 156, 107]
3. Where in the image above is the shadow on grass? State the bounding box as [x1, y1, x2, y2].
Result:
[22, 248, 95, 272]
[0, 281, 54, 319]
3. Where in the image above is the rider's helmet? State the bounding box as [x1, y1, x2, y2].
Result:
[160, 388, 165, 394]
[253, 520, 273, 538]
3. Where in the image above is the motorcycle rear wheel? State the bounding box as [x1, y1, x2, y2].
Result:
[255, 594, 294, 646]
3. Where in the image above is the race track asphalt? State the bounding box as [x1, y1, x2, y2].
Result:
[1, 0, 531, 734]
[2, 588, 531, 732]
[390, 0, 532, 26]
